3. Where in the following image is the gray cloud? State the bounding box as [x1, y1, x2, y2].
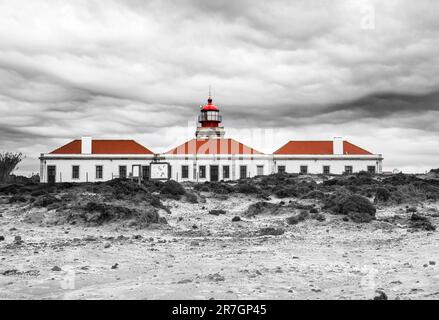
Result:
[0, 0, 438, 174]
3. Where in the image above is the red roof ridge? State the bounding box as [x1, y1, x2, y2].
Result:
[49, 139, 154, 155]
[166, 138, 263, 155]
[274, 140, 372, 155]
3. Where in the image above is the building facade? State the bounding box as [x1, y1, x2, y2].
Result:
[39, 96, 383, 183]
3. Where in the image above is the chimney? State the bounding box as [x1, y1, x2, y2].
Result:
[81, 137, 92, 154]
[333, 136, 343, 155]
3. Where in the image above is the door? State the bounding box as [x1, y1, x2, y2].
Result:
[119, 165, 127, 179]
[142, 166, 150, 181]
[210, 165, 219, 182]
[47, 165, 56, 184]
[240, 165, 247, 179]
[257, 165, 264, 176]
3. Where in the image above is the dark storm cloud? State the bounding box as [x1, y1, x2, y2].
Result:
[0, 0, 439, 174]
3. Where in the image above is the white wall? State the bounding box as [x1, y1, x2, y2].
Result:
[162, 156, 274, 182]
[40, 158, 153, 183]
[39, 154, 383, 183]
[274, 158, 382, 174]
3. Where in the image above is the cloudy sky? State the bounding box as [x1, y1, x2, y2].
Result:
[1, 0, 438, 175]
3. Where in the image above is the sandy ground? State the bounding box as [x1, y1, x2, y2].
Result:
[0, 193, 438, 300]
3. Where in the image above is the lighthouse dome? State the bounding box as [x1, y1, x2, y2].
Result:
[201, 98, 219, 111]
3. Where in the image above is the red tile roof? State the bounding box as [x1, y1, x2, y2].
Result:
[49, 140, 154, 155]
[274, 141, 372, 155]
[166, 138, 262, 155]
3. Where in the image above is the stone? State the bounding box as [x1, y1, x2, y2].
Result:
[373, 290, 388, 300]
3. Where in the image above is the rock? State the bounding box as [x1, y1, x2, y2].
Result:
[429, 261, 436, 265]
[311, 212, 326, 221]
[177, 279, 192, 284]
[232, 216, 241, 222]
[209, 209, 226, 216]
[406, 207, 417, 213]
[51, 266, 62, 272]
[192, 224, 198, 229]
[14, 236, 22, 242]
[0, 236, 4, 241]
[286, 210, 309, 225]
[309, 208, 319, 214]
[259, 227, 285, 236]
[132, 235, 142, 240]
[104, 243, 111, 249]
[208, 273, 225, 282]
[84, 235, 97, 241]
[111, 263, 119, 269]
[373, 290, 388, 300]
[190, 241, 199, 246]
[342, 217, 349, 221]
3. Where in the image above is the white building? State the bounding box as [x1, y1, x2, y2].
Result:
[39, 95, 383, 183]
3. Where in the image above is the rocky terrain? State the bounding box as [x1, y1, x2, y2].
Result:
[0, 172, 438, 299]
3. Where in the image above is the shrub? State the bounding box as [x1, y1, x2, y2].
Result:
[160, 180, 186, 199]
[0, 152, 23, 183]
[409, 214, 436, 231]
[375, 187, 391, 203]
[185, 192, 198, 203]
[324, 193, 376, 223]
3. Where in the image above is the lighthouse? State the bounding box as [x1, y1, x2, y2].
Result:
[195, 93, 225, 139]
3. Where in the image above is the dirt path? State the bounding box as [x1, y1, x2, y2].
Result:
[1, 195, 438, 300]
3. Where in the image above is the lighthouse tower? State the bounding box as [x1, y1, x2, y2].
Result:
[195, 93, 225, 139]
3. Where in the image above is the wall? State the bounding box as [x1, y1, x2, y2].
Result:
[40, 154, 383, 183]
[163, 155, 274, 182]
[40, 157, 153, 183]
[273, 158, 382, 174]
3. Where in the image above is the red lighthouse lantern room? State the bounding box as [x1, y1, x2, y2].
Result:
[195, 92, 225, 139]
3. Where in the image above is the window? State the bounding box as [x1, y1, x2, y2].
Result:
[222, 165, 230, 179]
[367, 166, 376, 174]
[96, 165, 103, 179]
[119, 165, 127, 179]
[199, 165, 206, 179]
[182, 165, 189, 179]
[300, 166, 308, 174]
[72, 165, 80, 179]
[257, 165, 264, 176]
[345, 166, 353, 174]
[323, 165, 330, 174]
[240, 165, 247, 179]
[278, 165, 286, 173]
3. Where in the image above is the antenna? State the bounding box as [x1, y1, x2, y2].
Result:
[208, 85, 212, 104]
